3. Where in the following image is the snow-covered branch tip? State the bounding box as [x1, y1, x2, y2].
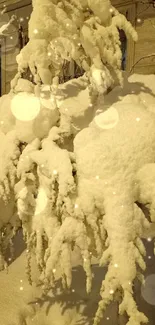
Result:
[0, 14, 16, 36]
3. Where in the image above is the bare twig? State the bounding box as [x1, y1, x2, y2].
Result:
[1, 7, 7, 15]
[149, 18, 155, 29]
[130, 53, 155, 73]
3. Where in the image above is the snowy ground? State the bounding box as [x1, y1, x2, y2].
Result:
[0, 232, 155, 325]
[1, 73, 155, 325]
[0, 232, 115, 325]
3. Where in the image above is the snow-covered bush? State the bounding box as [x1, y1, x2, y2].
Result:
[1, 1, 155, 325]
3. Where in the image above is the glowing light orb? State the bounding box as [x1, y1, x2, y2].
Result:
[11, 92, 40, 121]
[95, 107, 119, 130]
[20, 286, 24, 291]
[33, 29, 38, 34]
[114, 263, 118, 268]
[141, 274, 155, 305]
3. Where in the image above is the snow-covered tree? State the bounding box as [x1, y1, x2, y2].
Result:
[1, 1, 155, 325]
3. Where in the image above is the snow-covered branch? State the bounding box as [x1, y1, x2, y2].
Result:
[0, 14, 16, 36]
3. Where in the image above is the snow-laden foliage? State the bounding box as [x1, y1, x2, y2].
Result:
[0, 1, 155, 325]
[11, 0, 137, 98]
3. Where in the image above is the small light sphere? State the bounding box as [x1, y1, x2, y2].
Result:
[89, 103, 93, 107]
[95, 175, 99, 180]
[53, 169, 58, 175]
[72, 289, 75, 292]
[0, 121, 4, 125]
[48, 52, 52, 56]
[10, 36, 13, 40]
[11, 92, 40, 122]
[148, 256, 152, 259]
[106, 317, 110, 320]
[66, 23, 70, 27]
[41, 164, 45, 168]
[109, 289, 114, 294]
[147, 237, 152, 242]
[75, 203, 78, 209]
[8, 257, 12, 262]
[33, 29, 38, 34]
[109, 7, 114, 13]
[113, 191, 116, 195]
[20, 286, 24, 291]
[78, 42, 81, 46]
[20, 17, 24, 22]
[84, 258, 87, 262]
[26, 16, 29, 20]
[20, 279, 23, 283]
[136, 117, 141, 122]
[137, 18, 142, 23]
[53, 268, 56, 273]
[114, 263, 118, 268]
